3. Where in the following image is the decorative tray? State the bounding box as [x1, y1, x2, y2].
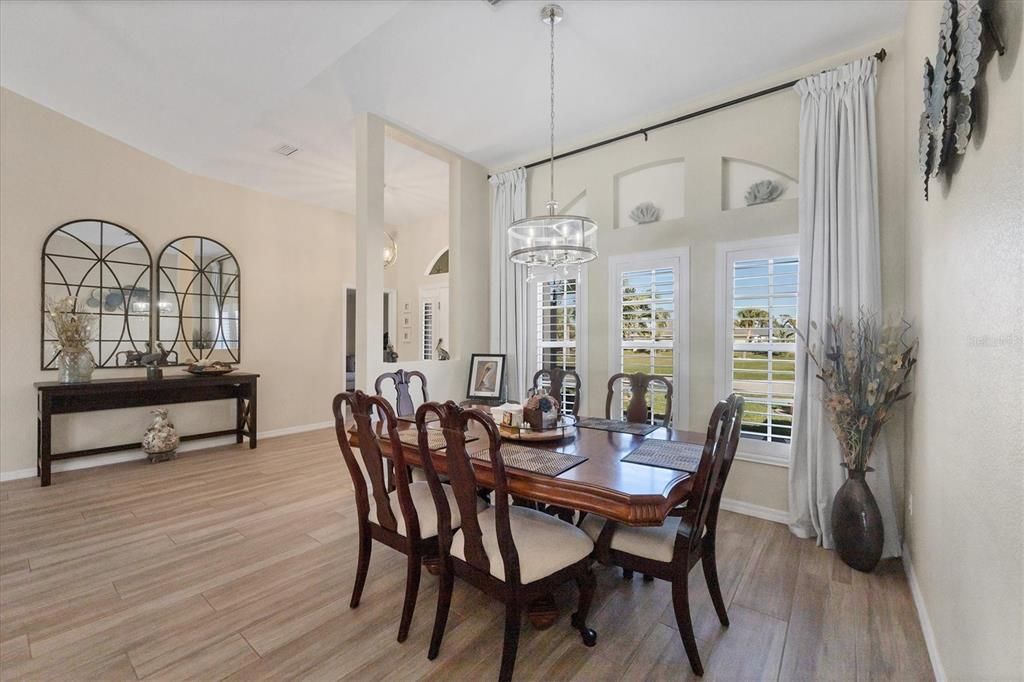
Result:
[498, 414, 577, 442]
[184, 365, 236, 376]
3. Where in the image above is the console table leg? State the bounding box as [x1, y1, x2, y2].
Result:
[235, 396, 245, 444]
[39, 400, 52, 487]
[248, 384, 258, 449]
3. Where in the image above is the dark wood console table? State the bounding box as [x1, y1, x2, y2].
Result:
[34, 372, 259, 487]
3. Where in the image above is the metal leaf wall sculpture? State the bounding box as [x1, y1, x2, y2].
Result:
[919, 0, 994, 198]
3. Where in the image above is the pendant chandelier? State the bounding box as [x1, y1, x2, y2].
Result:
[507, 4, 597, 278]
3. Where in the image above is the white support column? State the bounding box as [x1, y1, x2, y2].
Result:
[355, 112, 385, 391]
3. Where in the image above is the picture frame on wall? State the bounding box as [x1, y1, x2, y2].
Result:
[466, 353, 506, 401]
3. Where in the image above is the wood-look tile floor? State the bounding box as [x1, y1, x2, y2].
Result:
[0, 429, 933, 681]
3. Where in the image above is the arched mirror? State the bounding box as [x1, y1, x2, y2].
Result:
[157, 237, 240, 364]
[41, 219, 152, 369]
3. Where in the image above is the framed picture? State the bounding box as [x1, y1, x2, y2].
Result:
[466, 353, 506, 401]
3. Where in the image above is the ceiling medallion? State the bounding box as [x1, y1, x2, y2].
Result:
[507, 4, 598, 280]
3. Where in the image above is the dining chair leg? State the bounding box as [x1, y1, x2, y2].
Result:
[671, 574, 704, 676]
[350, 524, 372, 608]
[571, 568, 598, 646]
[397, 550, 422, 643]
[428, 562, 454, 660]
[622, 568, 634, 580]
[498, 599, 522, 682]
[701, 539, 730, 627]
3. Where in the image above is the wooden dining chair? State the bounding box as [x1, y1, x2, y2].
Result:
[531, 368, 582, 416]
[415, 401, 597, 682]
[375, 369, 429, 418]
[332, 390, 482, 643]
[581, 394, 744, 676]
[604, 372, 674, 427]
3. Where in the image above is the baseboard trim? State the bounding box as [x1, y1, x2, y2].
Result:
[719, 497, 789, 524]
[902, 542, 946, 681]
[0, 420, 334, 483]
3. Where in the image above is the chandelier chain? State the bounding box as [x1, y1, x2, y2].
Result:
[549, 5, 555, 208]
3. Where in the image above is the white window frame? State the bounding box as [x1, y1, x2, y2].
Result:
[608, 248, 689, 428]
[527, 266, 587, 414]
[715, 234, 799, 467]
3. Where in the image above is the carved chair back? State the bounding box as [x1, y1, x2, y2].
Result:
[532, 368, 582, 416]
[604, 372, 674, 427]
[415, 401, 522, 586]
[675, 394, 744, 558]
[375, 369, 429, 418]
[333, 390, 420, 539]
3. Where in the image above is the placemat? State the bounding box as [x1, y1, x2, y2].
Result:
[576, 417, 659, 437]
[621, 440, 703, 473]
[379, 430, 478, 451]
[470, 443, 587, 477]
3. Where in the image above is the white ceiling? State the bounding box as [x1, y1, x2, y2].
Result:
[0, 0, 906, 223]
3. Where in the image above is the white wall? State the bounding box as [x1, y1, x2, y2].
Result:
[509, 39, 906, 516]
[382, 214, 450, 362]
[902, 1, 1024, 678]
[0, 87, 356, 476]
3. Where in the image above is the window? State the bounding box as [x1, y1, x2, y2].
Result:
[717, 236, 799, 464]
[422, 300, 435, 360]
[533, 277, 579, 414]
[420, 286, 448, 361]
[609, 250, 688, 426]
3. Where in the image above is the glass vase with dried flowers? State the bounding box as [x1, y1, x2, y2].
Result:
[45, 296, 97, 383]
[797, 312, 918, 572]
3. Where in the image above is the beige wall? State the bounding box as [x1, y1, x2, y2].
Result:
[902, 1, 1024, 679]
[0, 87, 356, 476]
[517, 38, 905, 515]
[382, 214, 450, 362]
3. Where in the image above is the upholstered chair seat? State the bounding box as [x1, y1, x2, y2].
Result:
[371, 481, 486, 538]
[451, 505, 594, 584]
[581, 514, 692, 564]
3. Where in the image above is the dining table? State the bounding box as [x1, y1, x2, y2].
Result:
[348, 410, 705, 629]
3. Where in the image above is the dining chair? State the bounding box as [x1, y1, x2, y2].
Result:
[604, 372, 674, 427]
[332, 390, 483, 643]
[415, 400, 597, 682]
[375, 369, 429, 418]
[581, 394, 744, 676]
[531, 368, 582, 416]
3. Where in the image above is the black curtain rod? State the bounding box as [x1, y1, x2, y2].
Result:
[492, 48, 886, 177]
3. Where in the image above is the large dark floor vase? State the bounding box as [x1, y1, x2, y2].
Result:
[832, 465, 883, 572]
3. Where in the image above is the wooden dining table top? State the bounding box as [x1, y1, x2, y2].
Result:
[349, 416, 702, 527]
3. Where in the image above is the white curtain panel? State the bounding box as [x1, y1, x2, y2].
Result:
[489, 168, 529, 403]
[789, 57, 901, 558]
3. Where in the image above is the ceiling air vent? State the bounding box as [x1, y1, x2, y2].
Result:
[272, 143, 299, 157]
[483, 0, 502, 5]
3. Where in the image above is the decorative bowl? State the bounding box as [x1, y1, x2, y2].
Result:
[185, 362, 235, 376]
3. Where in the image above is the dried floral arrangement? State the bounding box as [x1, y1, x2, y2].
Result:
[797, 312, 918, 471]
[45, 296, 95, 352]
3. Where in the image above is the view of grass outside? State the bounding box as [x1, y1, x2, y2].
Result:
[619, 266, 674, 423]
[537, 278, 578, 414]
[731, 254, 798, 443]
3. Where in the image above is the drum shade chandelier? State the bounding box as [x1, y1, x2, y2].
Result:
[507, 4, 597, 278]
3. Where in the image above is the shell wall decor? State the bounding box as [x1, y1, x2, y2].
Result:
[744, 180, 784, 206]
[628, 201, 661, 225]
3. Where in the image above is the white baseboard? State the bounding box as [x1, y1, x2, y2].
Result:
[0, 420, 334, 483]
[902, 542, 946, 681]
[719, 497, 790, 524]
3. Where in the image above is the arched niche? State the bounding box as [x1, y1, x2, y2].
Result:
[721, 157, 798, 210]
[41, 219, 152, 369]
[614, 159, 686, 228]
